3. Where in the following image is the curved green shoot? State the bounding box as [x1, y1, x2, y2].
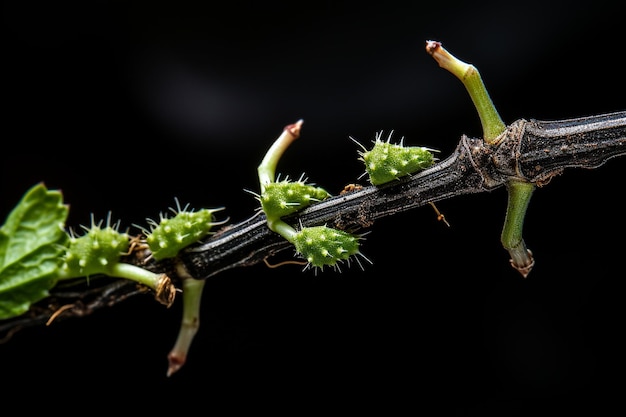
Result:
[426, 40, 506, 142]
[256, 121, 366, 270]
[426, 40, 536, 277]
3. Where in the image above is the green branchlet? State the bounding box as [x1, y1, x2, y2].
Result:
[54, 214, 177, 306]
[0, 184, 234, 320]
[257, 120, 365, 270]
[426, 40, 536, 277]
[426, 40, 506, 143]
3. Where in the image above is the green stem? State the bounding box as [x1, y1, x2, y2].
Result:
[257, 119, 303, 192]
[57, 262, 161, 289]
[257, 119, 305, 242]
[57, 262, 176, 306]
[426, 40, 506, 142]
[501, 179, 536, 277]
[167, 277, 206, 377]
[268, 218, 298, 243]
[108, 262, 162, 290]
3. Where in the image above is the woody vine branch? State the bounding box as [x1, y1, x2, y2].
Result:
[1, 41, 624, 376]
[2, 109, 624, 339]
[169, 110, 626, 279]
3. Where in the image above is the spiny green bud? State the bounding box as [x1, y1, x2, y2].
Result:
[355, 132, 436, 186]
[293, 225, 360, 268]
[62, 223, 129, 277]
[146, 208, 221, 261]
[261, 180, 330, 219]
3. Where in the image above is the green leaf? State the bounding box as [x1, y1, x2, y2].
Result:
[0, 183, 70, 319]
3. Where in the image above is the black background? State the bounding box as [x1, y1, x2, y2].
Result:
[2, 1, 624, 414]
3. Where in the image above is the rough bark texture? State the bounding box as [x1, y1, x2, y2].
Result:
[1, 111, 625, 337]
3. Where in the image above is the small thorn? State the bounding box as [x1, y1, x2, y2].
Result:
[429, 202, 450, 227]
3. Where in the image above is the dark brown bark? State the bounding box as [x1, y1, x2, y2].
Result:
[1, 110, 625, 338]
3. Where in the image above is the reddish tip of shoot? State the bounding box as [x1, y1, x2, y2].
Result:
[167, 352, 186, 377]
[424, 40, 457, 70]
[285, 119, 304, 139]
[425, 40, 442, 55]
